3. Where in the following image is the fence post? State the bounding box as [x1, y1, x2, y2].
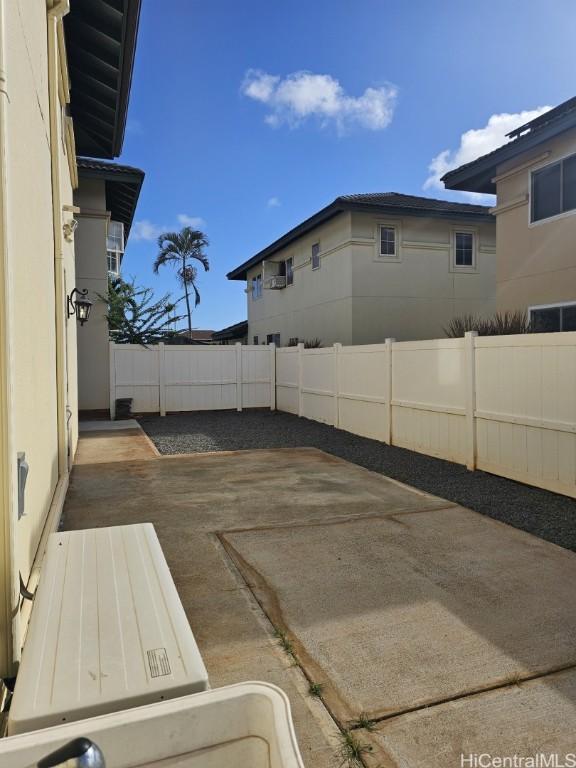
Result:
[333, 343, 341, 428]
[384, 338, 395, 445]
[109, 342, 116, 420]
[269, 343, 276, 411]
[235, 342, 243, 412]
[297, 342, 304, 417]
[465, 331, 478, 470]
[158, 342, 166, 417]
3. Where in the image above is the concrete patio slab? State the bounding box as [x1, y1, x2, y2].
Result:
[74, 427, 159, 464]
[79, 419, 141, 431]
[63, 436, 576, 766]
[221, 507, 576, 725]
[365, 668, 576, 768]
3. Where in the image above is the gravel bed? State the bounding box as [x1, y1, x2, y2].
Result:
[139, 410, 576, 552]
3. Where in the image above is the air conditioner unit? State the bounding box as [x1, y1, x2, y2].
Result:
[267, 275, 286, 289]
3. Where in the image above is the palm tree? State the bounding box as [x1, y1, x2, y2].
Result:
[153, 227, 209, 336]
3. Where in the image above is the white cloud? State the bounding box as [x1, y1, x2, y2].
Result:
[267, 196, 281, 208]
[177, 213, 206, 229]
[241, 69, 397, 133]
[131, 219, 162, 241]
[131, 215, 206, 242]
[424, 106, 553, 194]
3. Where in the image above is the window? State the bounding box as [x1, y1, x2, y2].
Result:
[311, 242, 320, 270]
[266, 333, 281, 345]
[530, 302, 576, 332]
[454, 231, 475, 267]
[253, 335, 259, 345]
[285, 257, 294, 285]
[289, 337, 299, 346]
[107, 251, 120, 274]
[252, 273, 262, 299]
[379, 226, 396, 257]
[106, 220, 124, 275]
[531, 153, 576, 223]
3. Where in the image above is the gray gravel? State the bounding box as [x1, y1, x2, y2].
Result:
[139, 410, 576, 552]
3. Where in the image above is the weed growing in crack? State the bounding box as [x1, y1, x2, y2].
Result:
[308, 681, 323, 698]
[352, 712, 376, 732]
[337, 730, 373, 768]
[274, 628, 297, 661]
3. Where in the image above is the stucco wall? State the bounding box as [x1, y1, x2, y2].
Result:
[495, 131, 576, 311]
[247, 212, 354, 346]
[0, 0, 77, 675]
[246, 209, 496, 347]
[350, 212, 496, 342]
[74, 178, 110, 411]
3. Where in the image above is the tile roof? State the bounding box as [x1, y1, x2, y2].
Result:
[76, 158, 145, 176]
[227, 193, 492, 280]
[338, 192, 490, 215]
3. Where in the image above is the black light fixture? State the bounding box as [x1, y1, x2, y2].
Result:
[67, 288, 92, 326]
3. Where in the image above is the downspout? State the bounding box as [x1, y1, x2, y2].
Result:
[46, 0, 70, 476]
[0, 0, 17, 676]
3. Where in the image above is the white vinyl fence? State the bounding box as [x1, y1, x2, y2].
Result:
[276, 334, 576, 499]
[109, 342, 275, 418]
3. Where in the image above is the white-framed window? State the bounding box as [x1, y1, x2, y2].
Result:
[106, 220, 124, 275]
[311, 242, 320, 270]
[285, 257, 294, 285]
[531, 153, 576, 224]
[380, 226, 396, 257]
[451, 229, 477, 270]
[454, 231, 474, 266]
[107, 251, 120, 274]
[267, 332, 281, 345]
[253, 335, 259, 345]
[530, 301, 576, 332]
[375, 221, 401, 261]
[251, 273, 262, 299]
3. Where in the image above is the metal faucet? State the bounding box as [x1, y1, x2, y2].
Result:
[35, 738, 105, 768]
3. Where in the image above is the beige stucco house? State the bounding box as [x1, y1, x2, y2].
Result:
[75, 159, 143, 413]
[228, 193, 496, 346]
[443, 96, 576, 332]
[0, 0, 141, 677]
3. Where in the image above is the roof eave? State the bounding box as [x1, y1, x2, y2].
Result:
[112, 0, 142, 157]
[443, 111, 576, 193]
[226, 201, 343, 280]
[77, 162, 144, 240]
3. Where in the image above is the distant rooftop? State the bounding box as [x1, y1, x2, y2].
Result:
[227, 193, 492, 281]
[212, 321, 248, 341]
[443, 96, 576, 194]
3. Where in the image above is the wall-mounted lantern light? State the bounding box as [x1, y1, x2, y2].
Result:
[67, 288, 92, 326]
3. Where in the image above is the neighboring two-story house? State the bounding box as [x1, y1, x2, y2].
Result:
[227, 193, 496, 346]
[442, 96, 576, 332]
[74, 159, 144, 412]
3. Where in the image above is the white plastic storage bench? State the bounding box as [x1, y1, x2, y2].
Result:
[8, 523, 209, 735]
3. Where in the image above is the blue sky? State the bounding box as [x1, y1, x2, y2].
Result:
[118, 0, 575, 331]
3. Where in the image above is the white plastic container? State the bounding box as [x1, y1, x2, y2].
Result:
[8, 524, 209, 735]
[0, 682, 305, 768]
